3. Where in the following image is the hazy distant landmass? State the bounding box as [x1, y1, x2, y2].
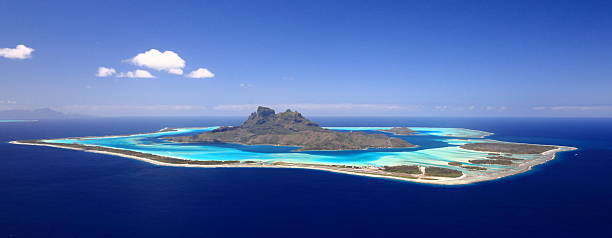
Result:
[0, 108, 88, 120]
[169, 106, 415, 151]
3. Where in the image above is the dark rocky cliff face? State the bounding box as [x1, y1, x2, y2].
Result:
[238, 106, 321, 133]
[244, 106, 277, 126]
[169, 106, 415, 151]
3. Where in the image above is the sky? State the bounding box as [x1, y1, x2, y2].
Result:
[1, 0, 611, 117]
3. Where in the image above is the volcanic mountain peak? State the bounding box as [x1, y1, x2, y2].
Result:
[170, 106, 414, 151]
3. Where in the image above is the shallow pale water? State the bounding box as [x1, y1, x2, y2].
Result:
[327, 126, 493, 138]
[43, 126, 514, 175]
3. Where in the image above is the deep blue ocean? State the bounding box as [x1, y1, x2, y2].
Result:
[1, 117, 611, 237]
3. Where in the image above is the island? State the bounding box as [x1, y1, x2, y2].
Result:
[377, 127, 415, 135]
[169, 106, 415, 151]
[9, 106, 577, 185]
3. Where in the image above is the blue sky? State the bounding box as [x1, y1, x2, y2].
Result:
[1, 0, 611, 117]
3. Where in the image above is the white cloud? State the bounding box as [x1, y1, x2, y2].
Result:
[96, 67, 116, 77]
[0, 44, 34, 59]
[168, 68, 184, 75]
[213, 104, 413, 111]
[117, 69, 155, 78]
[63, 104, 206, 111]
[129, 49, 185, 74]
[532, 106, 612, 111]
[100, 48, 214, 78]
[432, 105, 510, 112]
[61, 104, 207, 116]
[433, 105, 449, 111]
[187, 68, 215, 78]
[485, 106, 508, 111]
[0, 100, 18, 111]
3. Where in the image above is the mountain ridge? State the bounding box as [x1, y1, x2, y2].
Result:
[169, 106, 415, 151]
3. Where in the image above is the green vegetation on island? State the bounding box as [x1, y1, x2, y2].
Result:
[487, 156, 523, 161]
[383, 165, 463, 178]
[463, 166, 487, 171]
[383, 165, 421, 174]
[447, 162, 487, 171]
[424, 167, 463, 178]
[169, 106, 415, 151]
[461, 142, 558, 154]
[469, 159, 514, 165]
[383, 165, 464, 178]
[378, 127, 416, 135]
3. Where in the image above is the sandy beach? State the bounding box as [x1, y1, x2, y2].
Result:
[9, 140, 576, 185]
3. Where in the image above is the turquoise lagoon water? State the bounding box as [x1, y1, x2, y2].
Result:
[44, 127, 525, 176]
[325, 126, 493, 138]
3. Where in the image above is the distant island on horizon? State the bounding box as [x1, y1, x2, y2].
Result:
[10, 106, 577, 185]
[0, 108, 88, 120]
